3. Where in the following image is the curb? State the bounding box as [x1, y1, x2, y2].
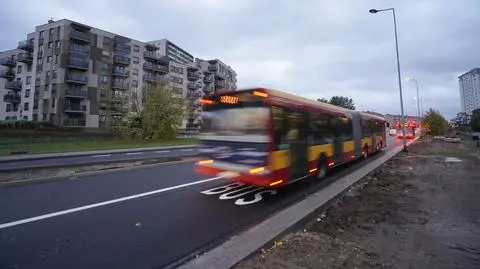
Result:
[0, 144, 199, 163]
[0, 153, 200, 173]
[176, 138, 419, 269]
[0, 157, 199, 188]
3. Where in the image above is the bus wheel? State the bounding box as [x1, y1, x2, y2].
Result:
[317, 158, 327, 180]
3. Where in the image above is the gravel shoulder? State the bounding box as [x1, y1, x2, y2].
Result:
[235, 138, 480, 269]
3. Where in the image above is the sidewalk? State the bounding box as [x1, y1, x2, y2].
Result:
[0, 144, 198, 162]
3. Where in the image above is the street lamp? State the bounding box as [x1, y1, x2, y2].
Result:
[369, 7, 407, 152]
[406, 76, 421, 119]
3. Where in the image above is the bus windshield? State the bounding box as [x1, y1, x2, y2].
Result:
[200, 107, 271, 142]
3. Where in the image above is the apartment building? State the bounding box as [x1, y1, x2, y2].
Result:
[0, 19, 237, 131]
[148, 39, 194, 65]
[458, 68, 480, 115]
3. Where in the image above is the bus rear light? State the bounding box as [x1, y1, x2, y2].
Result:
[309, 168, 318, 173]
[253, 91, 268, 98]
[269, 180, 283, 187]
[249, 166, 265, 174]
[328, 162, 335, 167]
[198, 98, 214, 105]
[197, 159, 214, 165]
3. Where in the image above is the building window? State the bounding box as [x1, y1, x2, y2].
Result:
[33, 114, 38, 121]
[101, 75, 108, 83]
[52, 98, 55, 108]
[48, 42, 53, 49]
[42, 113, 47, 121]
[101, 62, 108, 69]
[100, 88, 106, 97]
[133, 57, 139, 64]
[47, 56, 52, 63]
[37, 58, 43, 64]
[24, 102, 29, 111]
[6, 104, 11, 112]
[49, 28, 54, 35]
[38, 44, 43, 51]
[55, 55, 59, 64]
[133, 45, 140, 52]
[26, 76, 31, 85]
[55, 41, 60, 48]
[39, 31, 44, 38]
[17, 65, 22, 74]
[25, 89, 31, 98]
[23, 116, 28, 120]
[27, 65, 32, 72]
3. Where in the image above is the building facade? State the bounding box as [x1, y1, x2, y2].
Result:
[458, 68, 480, 115]
[148, 39, 194, 65]
[0, 19, 237, 131]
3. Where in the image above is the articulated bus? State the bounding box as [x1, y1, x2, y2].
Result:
[195, 88, 387, 188]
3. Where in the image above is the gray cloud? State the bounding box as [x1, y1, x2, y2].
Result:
[1, 0, 478, 119]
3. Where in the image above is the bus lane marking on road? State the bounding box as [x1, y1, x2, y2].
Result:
[0, 177, 223, 230]
[200, 182, 279, 205]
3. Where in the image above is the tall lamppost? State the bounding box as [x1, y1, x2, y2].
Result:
[406, 76, 421, 119]
[369, 8, 407, 152]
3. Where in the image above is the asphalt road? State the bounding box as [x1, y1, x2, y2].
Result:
[0, 136, 401, 269]
[0, 147, 199, 171]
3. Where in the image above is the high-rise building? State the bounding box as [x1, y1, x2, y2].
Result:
[458, 68, 480, 115]
[0, 19, 237, 131]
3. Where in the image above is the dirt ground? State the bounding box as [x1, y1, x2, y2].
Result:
[235, 138, 480, 269]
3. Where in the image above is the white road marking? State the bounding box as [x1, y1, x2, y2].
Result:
[126, 152, 144, 155]
[180, 149, 195, 152]
[154, 150, 171, 154]
[0, 176, 223, 230]
[92, 154, 111, 158]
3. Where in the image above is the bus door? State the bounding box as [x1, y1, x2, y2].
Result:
[284, 110, 308, 177]
[333, 117, 344, 164]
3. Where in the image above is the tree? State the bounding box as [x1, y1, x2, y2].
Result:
[471, 109, 480, 132]
[317, 98, 328, 103]
[422, 108, 449, 135]
[118, 83, 186, 140]
[329, 96, 356, 110]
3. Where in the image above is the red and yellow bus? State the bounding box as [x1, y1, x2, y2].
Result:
[195, 88, 387, 188]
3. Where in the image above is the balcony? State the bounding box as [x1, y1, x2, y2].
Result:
[114, 44, 131, 53]
[3, 94, 21, 103]
[110, 106, 127, 114]
[215, 80, 226, 88]
[203, 76, 213, 83]
[112, 69, 129, 77]
[18, 40, 34, 51]
[5, 81, 22, 91]
[70, 30, 91, 43]
[0, 57, 16, 67]
[66, 74, 88, 85]
[204, 85, 214, 92]
[143, 74, 158, 82]
[17, 53, 33, 64]
[0, 70, 15, 80]
[187, 82, 199, 90]
[64, 104, 87, 113]
[187, 72, 200, 81]
[155, 64, 169, 73]
[63, 118, 86, 127]
[65, 88, 87, 99]
[143, 62, 155, 71]
[111, 95, 127, 103]
[68, 58, 89, 70]
[208, 65, 218, 72]
[113, 55, 130, 66]
[112, 81, 129, 90]
[70, 46, 90, 55]
[143, 51, 159, 60]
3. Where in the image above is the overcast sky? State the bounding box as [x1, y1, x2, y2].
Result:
[1, 0, 478, 119]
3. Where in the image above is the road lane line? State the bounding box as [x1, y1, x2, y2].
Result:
[180, 149, 195, 152]
[126, 152, 144, 155]
[0, 176, 223, 230]
[155, 150, 171, 154]
[92, 154, 112, 158]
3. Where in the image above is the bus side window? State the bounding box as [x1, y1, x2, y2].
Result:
[310, 113, 334, 145]
[272, 107, 289, 150]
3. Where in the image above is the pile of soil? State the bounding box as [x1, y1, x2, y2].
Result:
[235, 139, 480, 268]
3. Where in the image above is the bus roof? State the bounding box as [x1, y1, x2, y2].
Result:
[226, 87, 386, 122]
